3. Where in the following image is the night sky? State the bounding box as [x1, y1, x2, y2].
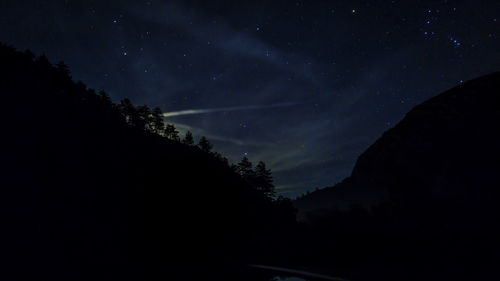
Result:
[1, 0, 499, 197]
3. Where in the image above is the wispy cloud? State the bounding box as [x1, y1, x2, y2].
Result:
[127, 2, 328, 89]
[172, 122, 272, 147]
[162, 102, 298, 117]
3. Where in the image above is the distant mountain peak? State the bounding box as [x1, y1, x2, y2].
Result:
[295, 72, 500, 216]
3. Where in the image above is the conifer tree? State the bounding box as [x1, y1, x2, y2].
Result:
[119, 98, 140, 127]
[136, 105, 152, 131]
[237, 157, 257, 187]
[98, 90, 112, 105]
[237, 157, 253, 176]
[198, 136, 213, 153]
[182, 130, 194, 145]
[213, 152, 229, 166]
[164, 124, 180, 141]
[151, 107, 165, 134]
[55, 61, 71, 78]
[255, 161, 275, 197]
[35, 53, 51, 68]
[24, 49, 35, 61]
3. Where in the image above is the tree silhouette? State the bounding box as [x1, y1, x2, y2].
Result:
[151, 107, 165, 134]
[198, 136, 213, 153]
[237, 157, 256, 186]
[255, 161, 275, 197]
[98, 90, 112, 106]
[164, 123, 180, 141]
[55, 61, 71, 78]
[213, 152, 229, 166]
[136, 105, 152, 131]
[35, 53, 51, 68]
[182, 130, 194, 145]
[230, 163, 238, 172]
[24, 49, 35, 61]
[119, 98, 140, 127]
[237, 157, 253, 176]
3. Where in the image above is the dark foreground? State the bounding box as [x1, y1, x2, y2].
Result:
[1, 43, 499, 281]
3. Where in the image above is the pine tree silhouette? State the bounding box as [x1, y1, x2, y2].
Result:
[236, 157, 257, 187]
[198, 136, 213, 153]
[255, 161, 275, 197]
[151, 107, 165, 134]
[136, 105, 152, 131]
[164, 123, 180, 141]
[98, 91, 112, 105]
[119, 98, 140, 127]
[182, 130, 194, 145]
[55, 61, 71, 78]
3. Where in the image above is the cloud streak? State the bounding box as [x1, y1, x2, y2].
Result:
[162, 102, 298, 117]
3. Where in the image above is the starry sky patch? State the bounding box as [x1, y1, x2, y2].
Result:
[1, 0, 499, 197]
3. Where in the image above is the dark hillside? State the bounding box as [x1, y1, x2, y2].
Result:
[296, 72, 500, 213]
[0, 43, 296, 281]
[291, 72, 500, 281]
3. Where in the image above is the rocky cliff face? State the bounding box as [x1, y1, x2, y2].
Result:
[295, 72, 500, 215]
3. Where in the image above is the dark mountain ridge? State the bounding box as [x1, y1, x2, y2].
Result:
[288, 72, 500, 281]
[0, 43, 296, 281]
[295, 72, 500, 214]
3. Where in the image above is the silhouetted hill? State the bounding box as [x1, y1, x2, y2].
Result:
[295, 72, 500, 214]
[290, 72, 500, 281]
[0, 43, 296, 281]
